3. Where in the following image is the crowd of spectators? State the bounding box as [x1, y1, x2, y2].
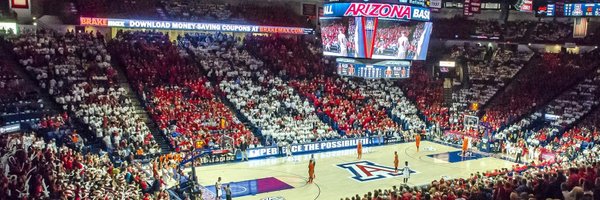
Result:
[0, 58, 45, 126]
[221, 75, 334, 145]
[432, 17, 599, 44]
[450, 45, 533, 131]
[401, 64, 448, 128]
[161, 0, 233, 22]
[11, 30, 158, 158]
[0, 131, 172, 199]
[494, 66, 600, 161]
[345, 96, 600, 200]
[244, 35, 328, 79]
[184, 32, 340, 146]
[359, 79, 427, 136]
[344, 152, 599, 200]
[484, 50, 600, 132]
[72, 0, 159, 18]
[291, 76, 401, 138]
[160, 0, 308, 26]
[111, 31, 255, 152]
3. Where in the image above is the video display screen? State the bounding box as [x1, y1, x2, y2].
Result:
[371, 19, 431, 60]
[320, 17, 432, 61]
[320, 17, 357, 57]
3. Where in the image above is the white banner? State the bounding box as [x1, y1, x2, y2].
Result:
[430, 0, 442, 9]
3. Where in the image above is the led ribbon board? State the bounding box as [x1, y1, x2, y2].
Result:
[322, 3, 431, 21]
[80, 17, 314, 34]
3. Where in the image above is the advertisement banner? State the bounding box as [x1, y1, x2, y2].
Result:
[470, 0, 482, 14]
[244, 137, 384, 159]
[80, 17, 314, 34]
[464, 0, 472, 16]
[516, 0, 533, 12]
[10, 0, 29, 9]
[303, 4, 317, 16]
[323, 3, 431, 21]
[430, 0, 442, 9]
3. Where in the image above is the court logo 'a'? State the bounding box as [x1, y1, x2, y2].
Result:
[337, 161, 417, 182]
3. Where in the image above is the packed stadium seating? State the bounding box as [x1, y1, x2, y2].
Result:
[160, 0, 308, 26]
[432, 18, 599, 45]
[496, 67, 600, 155]
[291, 76, 400, 137]
[449, 45, 533, 132]
[4, 2, 600, 199]
[0, 58, 45, 126]
[161, 0, 234, 22]
[183, 33, 345, 147]
[401, 64, 448, 128]
[72, 0, 159, 18]
[244, 35, 328, 78]
[484, 50, 600, 132]
[11, 30, 159, 157]
[358, 79, 427, 137]
[111, 31, 258, 152]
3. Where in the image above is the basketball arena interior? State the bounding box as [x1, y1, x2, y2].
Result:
[1, 0, 600, 199]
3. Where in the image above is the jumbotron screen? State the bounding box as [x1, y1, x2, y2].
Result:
[320, 2, 432, 61]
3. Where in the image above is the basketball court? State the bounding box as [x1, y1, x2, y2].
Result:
[181, 141, 515, 200]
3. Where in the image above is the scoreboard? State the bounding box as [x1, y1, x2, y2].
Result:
[324, 0, 427, 7]
[336, 58, 411, 79]
[535, 2, 600, 17]
[564, 3, 600, 17]
[322, 0, 431, 79]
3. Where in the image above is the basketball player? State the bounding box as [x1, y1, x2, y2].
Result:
[357, 141, 363, 160]
[462, 137, 469, 157]
[394, 151, 399, 173]
[402, 161, 411, 184]
[415, 133, 421, 152]
[215, 177, 222, 199]
[397, 32, 409, 59]
[337, 29, 348, 56]
[307, 154, 316, 183]
[285, 141, 294, 162]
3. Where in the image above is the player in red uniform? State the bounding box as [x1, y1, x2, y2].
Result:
[415, 134, 421, 152]
[307, 154, 316, 183]
[394, 151, 399, 173]
[357, 141, 363, 160]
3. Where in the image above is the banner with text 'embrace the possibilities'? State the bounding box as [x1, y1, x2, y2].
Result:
[79, 17, 314, 35]
[244, 137, 385, 159]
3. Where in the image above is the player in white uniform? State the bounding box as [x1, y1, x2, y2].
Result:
[285, 141, 296, 162]
[337, 30, 348, 56]
[402, 161, 411, 184]
[215, 177, 222, 199]
[397, 32, 409, 59]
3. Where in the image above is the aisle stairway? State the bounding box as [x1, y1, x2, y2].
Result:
[182, 46, 265, 141]
[110, 57, 172, 154]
